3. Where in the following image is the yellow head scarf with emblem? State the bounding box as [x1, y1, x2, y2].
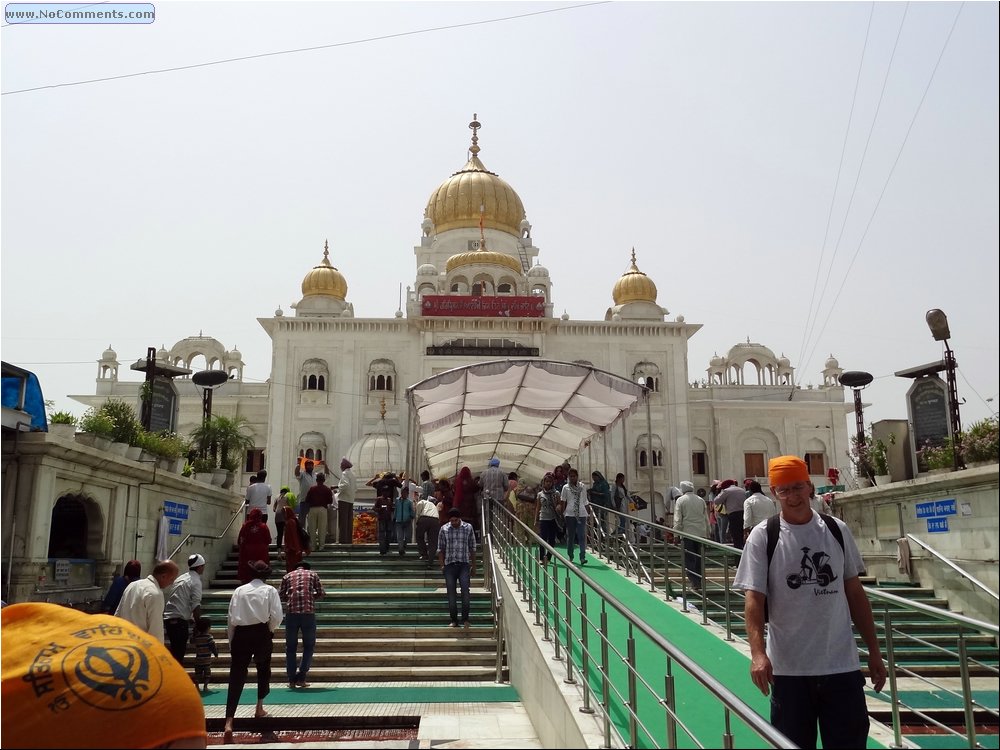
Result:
[1, 602, 206, 748]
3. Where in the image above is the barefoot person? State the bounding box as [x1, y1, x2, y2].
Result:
[223, 560, 283, 740]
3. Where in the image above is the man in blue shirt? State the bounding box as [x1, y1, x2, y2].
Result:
[437, 508, 477, 628]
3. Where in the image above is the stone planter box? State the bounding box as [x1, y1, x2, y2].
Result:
[108, 441, 129, 457]
[126, 445, 144, 461]
[48, 423, 77, 440]
[76, 433, 113, 452]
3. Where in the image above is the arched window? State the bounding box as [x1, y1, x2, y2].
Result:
[300, 359, 329, 392]
[367, 359, 398, 403]
[633, 361, 661, 393]
[298, 432, 327, 468]
[635, 433, 664, 473]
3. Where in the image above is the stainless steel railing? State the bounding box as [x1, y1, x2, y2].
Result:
[584, 504, 999, 750]
[906, 533, 999, 602]
[480, 497, 507, 683]
[166, 501, 246, 562]
[489, 500, 796, 749]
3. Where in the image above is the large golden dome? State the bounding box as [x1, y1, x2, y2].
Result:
[301, 241, 348, 299]
[425, 115, 526, 237]
[612, 249, 657, 305]
[446, 248, 523, 275]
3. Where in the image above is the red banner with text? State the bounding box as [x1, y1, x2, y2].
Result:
[421, 295, 546, 318]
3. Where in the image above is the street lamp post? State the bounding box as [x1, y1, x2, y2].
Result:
[925, 309, 964, 470]
[192, 369, 229, 459]
[839, 371, 874, 482]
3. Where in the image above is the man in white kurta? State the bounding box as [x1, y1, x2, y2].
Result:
[114, 559, 179, 643]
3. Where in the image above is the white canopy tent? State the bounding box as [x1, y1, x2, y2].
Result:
[405, 359, 652, 485]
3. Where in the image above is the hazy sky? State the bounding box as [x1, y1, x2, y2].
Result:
[3, 1, 998, 437]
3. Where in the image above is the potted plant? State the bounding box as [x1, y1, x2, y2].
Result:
[98, 399, 142, 452]
[191, 457, 215, 483]
[848, 433, 874, 485]
[48, 410, 77, 440]
[963, 417, 999, 466]
[77, 408, 115, 451]
[870, 434, 895, 485]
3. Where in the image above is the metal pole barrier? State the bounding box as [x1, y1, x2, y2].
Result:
[958, 634, 978, 748]
[579, 589, 594, 712]
[665, 656, 677, 748]
[564, 572, 575, 683]
[601, 609, 612, 749]
[627, 631, 638, 748]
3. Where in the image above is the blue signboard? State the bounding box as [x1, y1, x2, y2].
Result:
[163, 501, 189, 520]
[168, 519, 183, 535]
[915, 499, 956, 519]
[927, 517, 949, 533]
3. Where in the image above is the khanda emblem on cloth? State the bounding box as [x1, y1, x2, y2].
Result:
[70, 643, 157, 706]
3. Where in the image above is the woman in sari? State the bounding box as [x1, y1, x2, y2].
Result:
[237, 507, 271, 584]
[281, 505, 307, 572]
[435, 478, 453, 526]
[452, 466, 479, 527]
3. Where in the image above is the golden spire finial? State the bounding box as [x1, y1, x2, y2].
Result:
[379, 396, 387, 420]
[323, 239, 330, 260]
[469, 113, 481, 157]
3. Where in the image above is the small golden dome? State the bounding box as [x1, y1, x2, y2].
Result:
[425, 115, 526, 237]
[446, 248, 523, 275]
[301, 240, 348, 299]
[612, 249, 657, 305]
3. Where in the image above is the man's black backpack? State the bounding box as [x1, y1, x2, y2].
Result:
[762, 513, 844, 622]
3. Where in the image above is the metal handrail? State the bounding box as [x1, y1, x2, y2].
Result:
[581, 506, 998, 749]
[906, 532, 999, 601]
[166, 501, 246, 562]
[480, 501, 506, 683]
[490, 499, 795, 749]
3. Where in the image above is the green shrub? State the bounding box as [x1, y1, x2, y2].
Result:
[191, 457, 215, 473]
[963, 417, 999, 463]
[49, 411, 77, 425]
[97, 399, 142, 445]
[918, 439, 955, 470]
[78, 409, 115, 438]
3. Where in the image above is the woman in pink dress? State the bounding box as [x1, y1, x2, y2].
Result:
[237, 507, 271, 584]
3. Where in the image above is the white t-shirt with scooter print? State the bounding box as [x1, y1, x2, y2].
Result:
[734, 511, 865, 676]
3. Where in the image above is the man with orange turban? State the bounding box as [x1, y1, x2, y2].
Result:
[733, 455, 886, 749]
[1, 602, 207, 748]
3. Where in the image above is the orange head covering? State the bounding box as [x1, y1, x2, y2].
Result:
[768, 455, 810, 487]
[1, 602, 206, 749]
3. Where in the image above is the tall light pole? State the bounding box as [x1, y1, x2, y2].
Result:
[926, 309, 963, 470]
[192, 369, 228, 459]
[839, 371, 874, 482]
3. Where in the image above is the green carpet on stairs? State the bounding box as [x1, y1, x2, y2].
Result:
[202, 684, 519, 705]
[518, 547, 887, 749]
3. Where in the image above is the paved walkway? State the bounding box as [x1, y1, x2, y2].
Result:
[203, 681, 541, 748]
